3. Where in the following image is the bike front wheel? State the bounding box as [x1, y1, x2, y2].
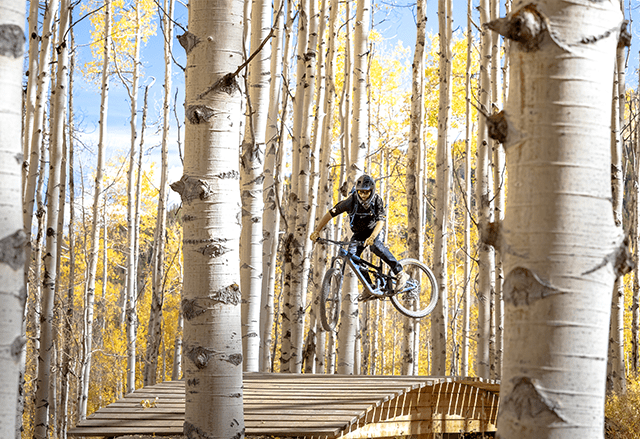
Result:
[320, 268, 343, 331]
[390, 258, 438, 319]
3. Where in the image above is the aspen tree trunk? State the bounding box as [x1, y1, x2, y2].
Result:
[0, 1, 26, 437]
[304, 0, 328, 374]
[475, 0, 494, 380]
[290, 0, 319, 373]
[490, 0, 505, 380]
[145, 0, 174, 387]
[79, 0, 111, 420]
[23, 0, 58, 299]
[34, 1, 70, 435]
[259, 0, 285, 372]
[60, 40, 76, 435]
[145, 83, 167, 386]
[338, 0, 370, 375]
[240, 0, 271, 373]
[280, 0, 307, 371]
[432, 0, 452, 376]
[172, 310, 183, 380]
[462, 0, 472, 378]
[489, 1, 624, 437]
[23, 0, 40, 177]
[607, 39, 627, 394]
[635, 73, 640, 374]
[172, 0, 245, 435]
[312, 0, 339, 374]
[403, 0, 426, 376]
[124, 0, 142, 393]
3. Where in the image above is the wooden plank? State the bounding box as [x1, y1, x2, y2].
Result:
[68, 374, 500, 439]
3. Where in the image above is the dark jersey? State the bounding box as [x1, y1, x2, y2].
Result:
[329, 193, 386, 234]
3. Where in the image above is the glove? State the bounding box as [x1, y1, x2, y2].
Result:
[364, 235, 375, 247]
[310, 230, 320, 242]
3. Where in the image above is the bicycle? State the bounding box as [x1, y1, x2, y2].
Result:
[316, 238, 438, 332]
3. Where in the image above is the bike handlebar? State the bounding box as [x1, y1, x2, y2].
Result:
[315, 237, 364, 246]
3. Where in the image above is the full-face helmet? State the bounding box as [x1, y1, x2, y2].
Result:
[355, 174, 376, 208]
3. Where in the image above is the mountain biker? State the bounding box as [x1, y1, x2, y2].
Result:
[310, 174, 409, 297]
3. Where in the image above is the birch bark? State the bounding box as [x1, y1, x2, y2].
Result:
[475, 0, 494, 379]
[172, 0, 245, 435]
[489, 1, 625, 436]
[403, 0, 426, 376]
[34, 0, 70, 435]
[240, 0, 271, 373]
[338, 0, 370, 375]
[0, 1, 26, 437]
[431, 0, 452, 376]
[144, 0, 175, 387]
[259, 0, 285, 372]
[79, 0, 111, 419]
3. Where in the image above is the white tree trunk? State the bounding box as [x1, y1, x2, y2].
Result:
[259, 0, 285, 373]
[431, 0, 452, 376]
[403, 0, 426, 376]
[240, 0, 271, 373]
[33, 0, 70, 435]
[79, 0, 111, 419]
[144, 0, 174, 387]
[289, 0, 319, 373]
[338, 0, 369, 375]
[125, 0, 142, 394]
[475, 0, 494, 380]
[172, 0, 245, 435]
[490, 0, 505, 381]
[490, 1, 624, 436]
[607, 50, 626, 394]
[22, 0, 40, 181]
[461, 0, 473, 378]
[0, 1, 26, 437]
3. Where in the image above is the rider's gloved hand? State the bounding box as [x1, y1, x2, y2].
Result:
[364, 235, 375, 247]
[310, 230, 320, 242]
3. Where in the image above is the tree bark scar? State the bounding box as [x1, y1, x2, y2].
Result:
[182, 298, 207, 321]
[582, 235, 634, 278]
[618, 20, 631, 49]
[0, 24, 25, 58]
[504, 267, 558, 306]
[211, 283, 241, 305]
[486, 4, 546, 52]
[499, 377, 565, 423]
[481, 220, 501, 251]
[487, 111, 509, 144]
[170, 175, 213, 203]
[0, 230, 27, 271]
[177, 31, 200, 54]
[185, 105, 215, 124]
[11, 336, 26, 361]
[184, 420, 216, 439]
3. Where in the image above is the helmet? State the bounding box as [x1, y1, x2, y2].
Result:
[355, 174, 376, 208]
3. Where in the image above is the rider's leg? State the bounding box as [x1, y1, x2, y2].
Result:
[370, 236, 409, 292]
[370, 236, 402, 274]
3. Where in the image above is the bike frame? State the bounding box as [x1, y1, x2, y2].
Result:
[329, 245, 391, 298]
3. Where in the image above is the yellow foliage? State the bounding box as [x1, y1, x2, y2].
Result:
[81, 0, 157, 81]
[605, 375, 640, 438]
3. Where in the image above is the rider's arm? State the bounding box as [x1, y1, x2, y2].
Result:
[365, 220, 385, 246]
[310, 211, 333, 241]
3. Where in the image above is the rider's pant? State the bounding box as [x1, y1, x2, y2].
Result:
[350, 232, 403, 275]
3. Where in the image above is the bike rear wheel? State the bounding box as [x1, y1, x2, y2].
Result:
[390, 258, 438, 319]
[320, 268, 343, 331]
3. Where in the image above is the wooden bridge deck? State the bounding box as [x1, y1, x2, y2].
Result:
[68, 373, 499, 438]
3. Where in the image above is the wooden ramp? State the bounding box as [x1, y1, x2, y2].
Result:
[68, 373, 499, 438]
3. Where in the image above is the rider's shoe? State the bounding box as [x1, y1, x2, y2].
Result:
[395, 271, 410, 293]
